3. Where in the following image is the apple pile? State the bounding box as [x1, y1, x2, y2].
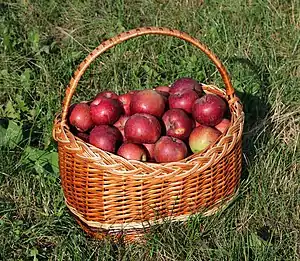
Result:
[68, 77, 231, 163]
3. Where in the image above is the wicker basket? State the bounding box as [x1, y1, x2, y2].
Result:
[53, 27, 244, 242]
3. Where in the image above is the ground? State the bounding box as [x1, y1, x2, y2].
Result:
[0, 0, 299, 260]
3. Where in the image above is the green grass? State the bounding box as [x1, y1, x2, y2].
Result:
[1, 0, 300, 260]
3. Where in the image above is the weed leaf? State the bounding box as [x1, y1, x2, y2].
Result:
[0, 120, 23, 149]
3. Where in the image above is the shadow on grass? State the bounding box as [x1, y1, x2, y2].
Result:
[139, 58, 276, 256]
[228, 57, 272, 182]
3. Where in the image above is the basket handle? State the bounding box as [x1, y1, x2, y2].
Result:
[61, 26, 235, 123]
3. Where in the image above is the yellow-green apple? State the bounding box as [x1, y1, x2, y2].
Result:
[189, 125, 221, 153]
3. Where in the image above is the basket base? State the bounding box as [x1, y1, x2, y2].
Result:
[75, 217, 148, 243]
[72, 191, 238, 243]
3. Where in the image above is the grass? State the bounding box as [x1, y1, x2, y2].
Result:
[0, 0, 299, 260]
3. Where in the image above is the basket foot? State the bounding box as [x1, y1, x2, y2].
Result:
[72, 192, 238, 243]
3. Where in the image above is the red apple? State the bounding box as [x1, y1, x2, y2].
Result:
[155, 86, 170, 93]
[128, 90, 139, 95]
[117, 143, 147, 161]
[68, 103, 77, 116]
[189, 125, 221, 153]
[215, 118, 230, 134]
[170, 77, 203, 95]
[168, 89, 199, 114]
[155, 86, 170, 97]
[154, 136, 188, 163]
[89, 125, 122, 152]
[76, 132, 89, 142]
[90, 97, 123, 125]
[143, 143, 156, 161]
[69, 103, 94, 132]
[192, 94, 227, 126]
[155, 90, 169, 99]
[118, 93, 132, 116]
[113, 115, 130, 141]
[156, 91, 169, 110]
[124, 113, 161, 144]
[95, 91, 119, 100]
[162, 109, 193, 140]
[130, 90, 165, 117]
[194, 120, 202, 128]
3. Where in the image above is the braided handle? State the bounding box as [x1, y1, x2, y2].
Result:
[61, 27, 235, 122]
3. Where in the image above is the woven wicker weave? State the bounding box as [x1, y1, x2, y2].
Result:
[53, 27, 244, 241]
